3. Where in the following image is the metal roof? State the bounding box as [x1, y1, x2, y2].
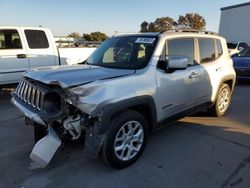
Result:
[221, 2, 250, 11]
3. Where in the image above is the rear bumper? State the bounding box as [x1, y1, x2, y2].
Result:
[11, 97, 47, 127]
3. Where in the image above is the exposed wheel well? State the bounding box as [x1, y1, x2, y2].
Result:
[110, 104, 155, 132]
[224, 79, 233, 91]
[129, 105, 154, 132]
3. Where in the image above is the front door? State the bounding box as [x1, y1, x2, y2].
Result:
[0, 29, 29, 84]
[156, 37, 201, 121]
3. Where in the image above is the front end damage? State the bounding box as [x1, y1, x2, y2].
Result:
[11, 77, 106, 167]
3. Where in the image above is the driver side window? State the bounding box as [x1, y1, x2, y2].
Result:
[167, 38, 195, 66]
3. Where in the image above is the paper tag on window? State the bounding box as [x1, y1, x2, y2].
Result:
[135, 38, 155, 44]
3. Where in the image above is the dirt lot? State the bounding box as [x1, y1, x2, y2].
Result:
[0, 82, 249, 188]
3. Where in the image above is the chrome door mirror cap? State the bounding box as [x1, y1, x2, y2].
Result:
[167, 56, 189, 69]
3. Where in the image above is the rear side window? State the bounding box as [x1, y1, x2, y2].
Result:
[216, 39, 223, 57]
[199, 38, 216, 63]
[24, 30, 49, 49]
[0, 29, 22, 49]
[167, 38, 195, 66]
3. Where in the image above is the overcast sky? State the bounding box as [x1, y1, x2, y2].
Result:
[0, 0, 247, 36]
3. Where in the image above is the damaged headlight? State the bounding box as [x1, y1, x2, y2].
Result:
[42, 92, 62, 114]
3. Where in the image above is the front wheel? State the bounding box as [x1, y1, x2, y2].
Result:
[102, 110, 148, 169]
[208, 83, 232, 117]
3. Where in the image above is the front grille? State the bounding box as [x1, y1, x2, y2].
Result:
[15, 79, 45, 110]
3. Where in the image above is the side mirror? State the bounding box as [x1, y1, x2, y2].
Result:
[167, 56, 189, 69]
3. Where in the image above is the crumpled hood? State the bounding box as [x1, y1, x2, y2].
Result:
[233, 57, 250, 68]
[24, 65, 135, 88]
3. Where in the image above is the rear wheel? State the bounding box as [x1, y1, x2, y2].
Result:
[209, 83, 231, 117]
[102, 110, 148, 169]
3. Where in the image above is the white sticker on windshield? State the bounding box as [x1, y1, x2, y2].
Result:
[135, 37, 156, 44]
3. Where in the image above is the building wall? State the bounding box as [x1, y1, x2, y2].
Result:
[219, 4, 250, 45]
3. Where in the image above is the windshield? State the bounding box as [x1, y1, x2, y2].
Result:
[86, 36, 157, 69]
[227, 42, 237, 49]
[238, 47, 250, 57]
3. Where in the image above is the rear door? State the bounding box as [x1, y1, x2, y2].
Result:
[21, 28, 58, 69]
[198, 38, 224, 103]
[0, 28, 29, 84]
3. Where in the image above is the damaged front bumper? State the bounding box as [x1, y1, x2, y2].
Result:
[11, 97, 46, 126]
[12, 97, 62, 167]
[11, 96, 105, 168]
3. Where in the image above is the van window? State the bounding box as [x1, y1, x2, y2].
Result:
[199, 38, 216, 63]
[24, 30, 49, 49]
[167, 38, 195, 66]
[216, 39, 223, 57]
[0, 29, 22, 49]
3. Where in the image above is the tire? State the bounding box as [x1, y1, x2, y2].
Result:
[34, 123, 47, 143]
[208, 83, 231, 117]
[102, 110, 149, 169]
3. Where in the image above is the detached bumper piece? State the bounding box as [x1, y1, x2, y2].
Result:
[30, 125, 61, 168]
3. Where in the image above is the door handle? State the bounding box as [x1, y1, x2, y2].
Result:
[216, 67, 223, 72]
[189, 72, 199, 79]
[17, 54, 27, 58]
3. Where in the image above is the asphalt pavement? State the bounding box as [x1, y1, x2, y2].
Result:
[0, 82, 249, 188]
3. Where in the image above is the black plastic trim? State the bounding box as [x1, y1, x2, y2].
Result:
[92, 95, 157, 134]
[158, 102, 212, 127]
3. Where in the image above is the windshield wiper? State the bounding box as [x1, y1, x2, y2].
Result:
[78, 60, 89, 65]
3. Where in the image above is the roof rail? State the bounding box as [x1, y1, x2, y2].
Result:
[160, 29, 219, 35]
[112, 32, 159, 37]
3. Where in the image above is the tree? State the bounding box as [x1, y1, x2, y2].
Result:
[154, 17, 174, 31]
[67, 32, 81, 38]
[140, 21, 149, 32]
[148, 22, 156, 32]
[83, 32, 108, 41]
[140, 13, 206, 32]
[140, 17, 174, 32]
[177, 13, 206, 30]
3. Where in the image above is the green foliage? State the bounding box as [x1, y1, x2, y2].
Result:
[140, 13, 206, 32]
[154, 17, 174, 31]
[67, 32, 81, 38]
[140, 21, 149, 32]
[177, 13, 206, 30]
[148, 22, 157, 32]
[83, 32, 108, 41]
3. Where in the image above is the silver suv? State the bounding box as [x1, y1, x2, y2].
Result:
[12, 30, 236, 168]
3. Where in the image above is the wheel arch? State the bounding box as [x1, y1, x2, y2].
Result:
[93, 95, 157, 134]
[212, 75, 236, 103]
